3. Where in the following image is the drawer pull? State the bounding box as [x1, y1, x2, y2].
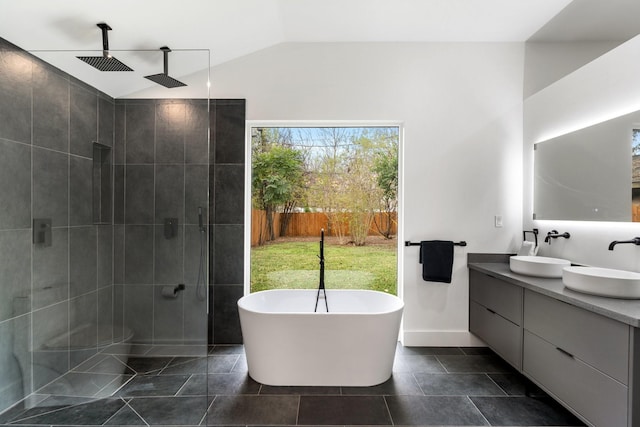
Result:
[556, 347, 574, 359]
[486, 307, 496, 315]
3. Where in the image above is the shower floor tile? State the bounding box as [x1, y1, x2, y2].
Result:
[0, 344, 585, 426]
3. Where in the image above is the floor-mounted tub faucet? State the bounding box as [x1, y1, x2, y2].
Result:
[544, 230, 570, 244]
[608, 237, 640, 250]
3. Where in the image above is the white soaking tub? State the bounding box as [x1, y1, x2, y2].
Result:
[237, 289, 404, 386]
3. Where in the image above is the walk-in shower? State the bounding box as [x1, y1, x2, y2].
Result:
[0, 37, 216, 426]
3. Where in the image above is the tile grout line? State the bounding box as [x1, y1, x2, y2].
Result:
[466, 395, 491, 426]
[382, 395, 395, 426]
[174, 373, 194, 396]
[484, 373, 509, 397]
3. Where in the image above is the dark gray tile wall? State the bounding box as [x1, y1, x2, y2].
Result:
[114, 99, 209, 345]
[210, 99, 246, 344]
[0, 37, 114, 413]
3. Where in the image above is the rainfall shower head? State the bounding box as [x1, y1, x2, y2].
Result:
[77, 23, 133, 72]
[144, 47, 186, 88]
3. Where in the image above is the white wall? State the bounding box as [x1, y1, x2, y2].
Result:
[523, 41, 619, 98]
[524, 34, 640, 271]
[212, 42, 525, 345]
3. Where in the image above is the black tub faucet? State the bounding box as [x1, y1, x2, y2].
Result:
[544, 230, 570, 244]
[608, 237, 640, 250]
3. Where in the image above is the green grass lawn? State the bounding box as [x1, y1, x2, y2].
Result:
[250, 239, 397, 294]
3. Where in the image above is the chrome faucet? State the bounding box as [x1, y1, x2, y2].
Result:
[544, 230, 570, 244]
[608, 237, 640, 250]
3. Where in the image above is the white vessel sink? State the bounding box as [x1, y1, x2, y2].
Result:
[509, 256, 571, 278]
[563, 266, 640, 299]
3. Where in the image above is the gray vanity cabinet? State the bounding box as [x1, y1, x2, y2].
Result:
[468, 266, 640, 427]
[468, 269, 523, 369]
[523, 291, 629, 427]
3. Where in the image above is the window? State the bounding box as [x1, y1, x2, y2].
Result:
[247, 125, 400, 295]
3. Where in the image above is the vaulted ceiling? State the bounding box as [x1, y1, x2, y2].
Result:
[1, 0, 638, 97]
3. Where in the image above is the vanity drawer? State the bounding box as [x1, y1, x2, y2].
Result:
[523, 331, 627, 427]
[469, 270, 523, 325]
[524, 290, 629, 384]
[469, 300, 522, 370]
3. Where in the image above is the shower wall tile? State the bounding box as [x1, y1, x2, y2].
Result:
[124, 225, 154, 284]
[113, 165, 125, 225]
[185, 101, 209, 164]
[70, 292, 98, 368]
[0, 315, 31, 412]
[155, 164, 185, 224]
[71, 292, 98, 334]
[125, 103, 155, 164]
[98, 96, 114, 147]
[70, 83, 97, 158]
[98, 225, 113, 288]
[213, 284, 243, 344]
[125, 165, 154, 224]
[113, 225, 125, 285]
[69, 226, 97, 298]
[69, 156, 93, 226]
[113, 285, 124, 339]
[114, 102, 125, 165]
[154, 284, 184, 343]
[33, 147, 69, 227]
[32, 63, 69, 152]
[156, 102, 185, 163]
[214, 225, 244, 285]
[185, 165, 208, 225]
[32, 300, 69, 391]
[214, 164, 244, 225]
[32, 228, 69, 310]
[98, 286, 113, 345]
[0, 49, 32, 144]
[213, 99, 245, 164]
[154, 224, 184, 285]
[0, 230, 31, 322]
[184, 225, 206, 286]
[183, 285, 208, 344]
[124, 285, 154, 344]
[0, 138, 31, 230]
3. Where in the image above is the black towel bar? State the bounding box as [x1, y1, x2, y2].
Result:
[405, 240, 467, 247]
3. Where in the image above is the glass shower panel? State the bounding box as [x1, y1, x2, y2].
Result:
[0, 44, 210, 426]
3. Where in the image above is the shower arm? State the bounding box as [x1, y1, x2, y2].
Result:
[161, 46, 171, 75]
[97, 23, 112, 58]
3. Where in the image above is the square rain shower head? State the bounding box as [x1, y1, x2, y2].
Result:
[76, 55, 134, 72]
[77, 23, 133, 72]
[144, 73, 187, 88]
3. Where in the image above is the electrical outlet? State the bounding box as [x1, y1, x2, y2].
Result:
[494, 215, 503, 228]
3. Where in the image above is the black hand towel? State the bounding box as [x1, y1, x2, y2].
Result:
[419, 240, 454, 283]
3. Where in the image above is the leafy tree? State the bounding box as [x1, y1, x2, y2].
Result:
[252, 140, 305, 242]
[372, 136, 398, 239]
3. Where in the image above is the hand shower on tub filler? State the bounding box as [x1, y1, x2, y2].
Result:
[314, 228, 329, 313]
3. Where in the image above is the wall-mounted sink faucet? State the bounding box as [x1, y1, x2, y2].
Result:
[608, 237, 640, 250]
[544, 230, 570, 244]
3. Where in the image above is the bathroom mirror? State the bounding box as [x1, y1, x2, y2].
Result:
[534, 109, 640, 222]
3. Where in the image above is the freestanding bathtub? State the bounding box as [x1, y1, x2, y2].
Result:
[237, 289, 404, 386]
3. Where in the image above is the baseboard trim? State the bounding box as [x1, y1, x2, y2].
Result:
[401, 330, 486, 347]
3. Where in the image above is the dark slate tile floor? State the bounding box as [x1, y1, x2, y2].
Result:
[0, 344, 585, 427]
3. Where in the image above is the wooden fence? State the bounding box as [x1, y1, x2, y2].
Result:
[251, 210, 397, 246]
